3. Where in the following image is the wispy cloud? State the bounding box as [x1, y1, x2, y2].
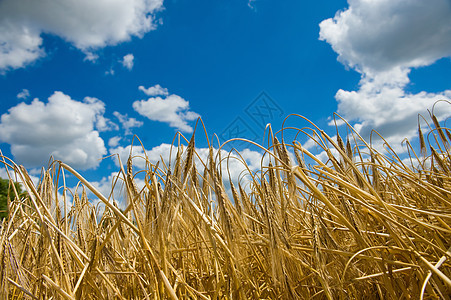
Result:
[113, 111, 143, 135]
[108, 136, 122, 148]
[16, 89, 30, 99]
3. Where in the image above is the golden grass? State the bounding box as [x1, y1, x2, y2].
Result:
[0, 111, 450, 299]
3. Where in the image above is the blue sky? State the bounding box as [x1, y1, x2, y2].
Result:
[0, 0, 450, 189]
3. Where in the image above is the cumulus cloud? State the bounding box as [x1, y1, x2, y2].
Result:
[138, 84, 169, 97]
[113, 111, 143, 135]
[133, 86, 200, 133]
[0, 91, 108, 170]
[320, 0, 451, 148]
[319, 0, 451, 76]
[333, 83, 451, 150]
[121, 54, 134, 70]
[86, 170, 148, 211]
[0, 24, 44, 72]
[0, 0, 164, 72]
[110, 143, 175, 169]
[89, 171, 133, 209]
[109, 142, 266, 185]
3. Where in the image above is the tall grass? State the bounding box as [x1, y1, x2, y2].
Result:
[0, 110, 450, 299]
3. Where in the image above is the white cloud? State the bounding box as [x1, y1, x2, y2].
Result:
[121, 53, 134, 70]
[315, 148, 340, 164]
[0, 23, 44, 72]
[105, 142, 270, 207]
[138, 84, 169, 97]
[110, 143, 176, 169]
[87, 170, 147, 211]
[0, 91, 108, 170]
[134, 86, 200, 133]
[320, 0, 451, 148]
[113, 111, 143, 135]
[95, 115, 119, 132]
[109, 142, 267, 186]
[90, 172, 125, 208]
[16, 89, 30, 100]
[319, 0, 451, 76]
[333, 84, 451, 150]
[84, 52, 99, 62]
[248, 0, 257, 9]
[0, 0, 164, 72]
[105, 68, 115, 76]
[108, 136, 122, 148]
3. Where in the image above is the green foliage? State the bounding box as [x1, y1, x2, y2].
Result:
[0, 177, 24, 219]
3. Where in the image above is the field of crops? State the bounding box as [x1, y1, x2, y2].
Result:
[1, 112, 450, 299]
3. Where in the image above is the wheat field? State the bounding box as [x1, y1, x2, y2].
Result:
[0, 110, 450, 299]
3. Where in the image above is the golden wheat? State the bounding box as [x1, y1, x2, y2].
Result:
[0, 111, 450, 299]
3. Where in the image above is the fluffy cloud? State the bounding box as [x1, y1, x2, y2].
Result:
[89, 171, 136, 210]
[0, 0, 164, 71]
[320, 0, 451, 147]
[133, 86, 200, 133]
[138, 84, 169, 97]
[109, 142, 266, 185]
[113, 111, 143, 135]
[121, 54, 134, 70]
[319, 0, 451, 76]
[0, 91, 109, 170]
[0, 23, 44, 71]
[334, 83, 451, 150]
[110, 143, 176, 169]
